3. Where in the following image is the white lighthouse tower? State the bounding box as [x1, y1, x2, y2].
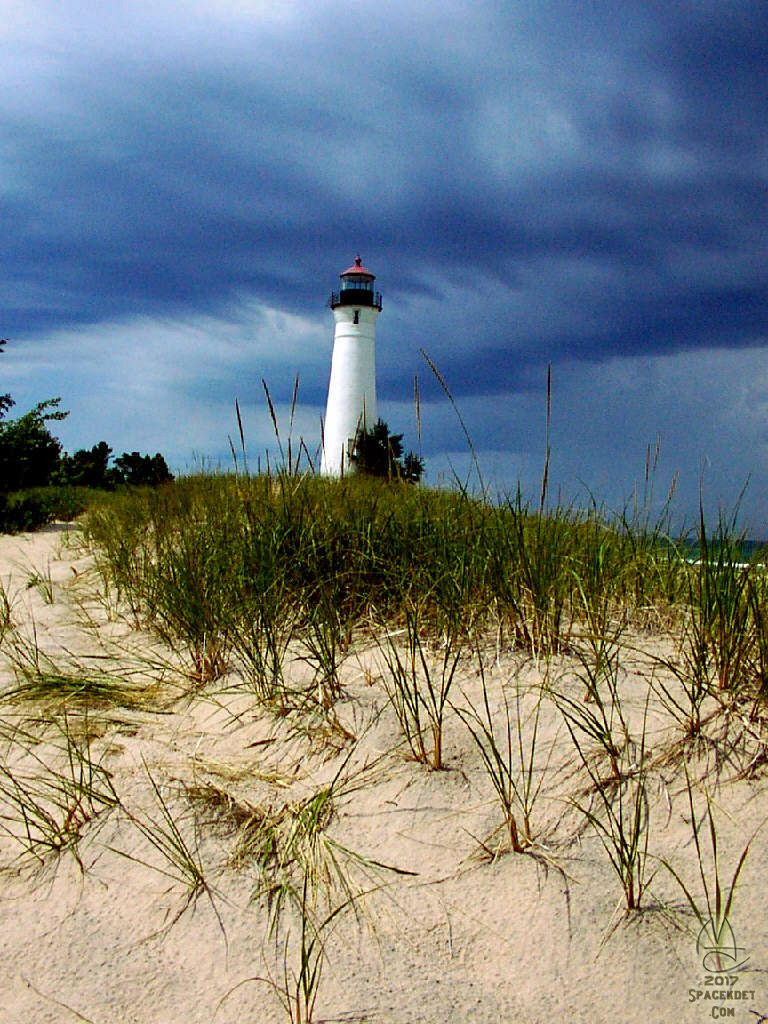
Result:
[320, 256, 382, 476]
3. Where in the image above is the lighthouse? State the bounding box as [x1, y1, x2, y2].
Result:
[320, 256, 383, 476]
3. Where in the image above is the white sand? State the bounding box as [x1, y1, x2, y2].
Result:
[0, 525, 766, 1024]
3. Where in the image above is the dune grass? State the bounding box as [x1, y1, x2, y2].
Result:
[78, 472, 765, 697]
[77, 472, 768, 780]
[659, 765, 761, 962]
[79, 475, 654, 664]
[0, 714, 120, 865]
[454, 651, 552, 854]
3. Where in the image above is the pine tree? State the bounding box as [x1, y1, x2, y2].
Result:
[350, 419, 424, 482]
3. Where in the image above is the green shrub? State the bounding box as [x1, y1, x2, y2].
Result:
[0, 487, 92, 534]
[0, 398, 67, 491]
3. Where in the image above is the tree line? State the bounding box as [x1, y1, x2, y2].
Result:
[0, 394, 172, 492]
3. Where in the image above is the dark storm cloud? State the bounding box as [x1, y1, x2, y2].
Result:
[4, 1, 766, 379]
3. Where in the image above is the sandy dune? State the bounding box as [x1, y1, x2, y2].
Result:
[0, 525, 766, 1024]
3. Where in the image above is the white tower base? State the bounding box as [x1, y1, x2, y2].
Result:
[321, 304, 380, 476]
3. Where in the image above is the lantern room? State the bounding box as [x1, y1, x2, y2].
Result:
[329, 255, 382, 310]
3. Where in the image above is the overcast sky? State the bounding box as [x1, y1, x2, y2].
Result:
[2, 1, 767, 529]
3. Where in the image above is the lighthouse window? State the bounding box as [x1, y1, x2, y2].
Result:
[353, 310, 359, 323]
[341, 277, 373, 291]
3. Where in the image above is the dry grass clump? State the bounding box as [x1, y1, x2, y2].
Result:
[0, 714, 120, 867]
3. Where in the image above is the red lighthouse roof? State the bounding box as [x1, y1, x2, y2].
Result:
[340, 255, 375, 278]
